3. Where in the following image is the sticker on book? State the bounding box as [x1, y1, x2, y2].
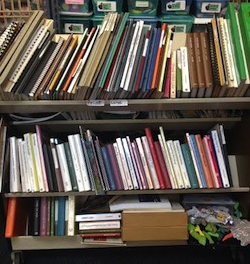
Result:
[201, 3, 221, 13]
[166, 1, 186, 11]
[97, 1, 117, 12]
[135, 1, 149, 8]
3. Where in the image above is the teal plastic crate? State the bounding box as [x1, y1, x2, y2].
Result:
[60, 13, 93, 33]
[159, 14, 194, 32]
[59, 0, 92, 15]
[190, 0, 229, 18]
[129, 15, 158, 26]
[92, 0, 124, 15]
[91, 15, 105, 26]
[127, 0, 159, 16]
[160, 0, 192, 14]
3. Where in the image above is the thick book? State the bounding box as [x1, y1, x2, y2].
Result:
[109, 194, 172, 212]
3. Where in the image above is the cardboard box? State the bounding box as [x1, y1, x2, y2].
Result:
[122, 211, 188, 227]
[122, 226, 188, 241]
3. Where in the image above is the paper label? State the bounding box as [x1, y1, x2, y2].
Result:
[201, 2, 221, 13]
[65, 0, 84, 4]
[135, 1, 149, 8]
[168, 24, 186, 32]
[110, 100, 128, 107]
[166, 1, 186, 11]
[87, 100, 105, 106]
[64, 23, 84, 33]
[97, 1, 117, 12]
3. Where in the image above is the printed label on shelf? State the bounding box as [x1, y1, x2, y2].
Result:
[87, 100, 105, 106]
[110, 100, 128, 107]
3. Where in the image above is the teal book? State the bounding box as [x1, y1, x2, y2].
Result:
[57, 196, 66, 236]
[181, 143, 199, 189]
[64, 142, 78, 191]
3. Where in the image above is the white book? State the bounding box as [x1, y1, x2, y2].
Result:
[23, 133, 39, 192]
[135, 137, 154, 189]
[109, 195, 171, 212]
[180, 46, 190, 94]
[210, 130, 230, 188]
[166, 140, 184, 189]
[141, 136, 160, 189]
[22, 138, 33, 192]
[79, 220, 121, 230]
[31, 133, 46, 192]
[17, 138, 27, 192]
[68, 134, 85, 192]
[67, 195, 76, 236]
[73, 133, 91, 191]
[76, 213, 122, 222]
[113, 142, 128, 190]
[122, 137, 139, 190]
[158, 127, 178, 189]
[9, 136, 21, 193]
[173, 140, 191, 189]
[56, 143, 73, 192]
[116, 138, 134, 190]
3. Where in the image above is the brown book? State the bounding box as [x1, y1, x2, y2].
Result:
[193, 32, 206, 98]
[199, 32, 214, 98]
[186, 33, 199, 98]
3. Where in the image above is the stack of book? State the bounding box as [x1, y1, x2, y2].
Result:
[0, 4, 249, 100]
[76, 212, 123, 244]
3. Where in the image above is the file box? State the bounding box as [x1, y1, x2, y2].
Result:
[127, 0, 159, 16]
[92, 0, 124, 15]
[160, 0, 192, 14]
[59, 0, 92, 15]
[159, 14, 194, 32]
[190, 0, 229, 18]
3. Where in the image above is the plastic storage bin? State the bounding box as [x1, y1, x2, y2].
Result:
[60, 12, 93, 33]
[160, 0, 192, 14]
[91, 15, 104, 26]
[92, 0, 124, 15]
[159, 14, 194, 32]
[59, 0, 92, 15]
[127, 0, 159, 16]
[129, 15, 158, 26]
[190, 0, 229, 18]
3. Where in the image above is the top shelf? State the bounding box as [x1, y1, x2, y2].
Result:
[0, 98, 250, 113]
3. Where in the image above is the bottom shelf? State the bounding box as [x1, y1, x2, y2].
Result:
[10, 236, 187, 250]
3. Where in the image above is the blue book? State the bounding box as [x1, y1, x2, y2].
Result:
[188, 134, 207, 188]
[57, 196, 66, 236]
[145, 27, 161, 96]
[101, 145, 117, 190]
[140, 27, 157, 95]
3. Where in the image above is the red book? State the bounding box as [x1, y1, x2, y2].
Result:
[154, 141, 172, 189]
[163, 56, 172, 98]
[195, 134, 214, 188]
[5, 197, 28, 237]
[203, 134, 223, 188]
[144, 127, 166, 189]
[80, 232, 121, 238]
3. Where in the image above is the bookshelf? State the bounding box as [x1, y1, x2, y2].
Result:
[1, 4, 250, 263]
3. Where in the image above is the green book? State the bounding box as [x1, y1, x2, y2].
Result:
[64, 142, 78, 191]
[181, 143, 199, 189]
[225, 3, 247, 89]
[238, 3, 250, 76]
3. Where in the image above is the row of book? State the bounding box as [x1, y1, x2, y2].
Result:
[5, 121, 233, 194]
[0, 3, 249, 100]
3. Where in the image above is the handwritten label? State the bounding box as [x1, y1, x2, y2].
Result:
[110, 100, 128, 107]
[87, 100, 105, 106]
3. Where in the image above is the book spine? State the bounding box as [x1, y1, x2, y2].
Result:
[67, 195, 75, 236]
[76, 213, 121, 222]
[79, 220, 121, 231]
[57, 196, 66, 236]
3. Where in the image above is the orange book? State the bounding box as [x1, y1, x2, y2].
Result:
[5, 197, 28, 237]
[195, 134, 214, 188]
[151, 23, 167, 90]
